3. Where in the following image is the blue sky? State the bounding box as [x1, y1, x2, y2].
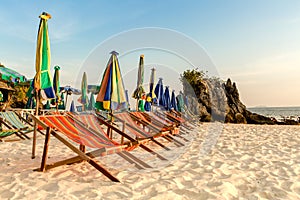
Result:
[1, 0, 300, 107]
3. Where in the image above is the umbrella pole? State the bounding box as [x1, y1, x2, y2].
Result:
[32, 90, 39, 159]
[109, 110, 113, 139]
[65, 93, 68, 110]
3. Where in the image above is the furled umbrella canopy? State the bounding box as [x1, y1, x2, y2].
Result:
[33, 12, 55, 100]
[176, 91, 185, 112]
[132, 55, 145, 99]
[52, 65, 61, 106]
[148, 67, 157, 104]
[70, 100, 75, 112]
[154, 78, 165, 107]
[87, 92, 95, 111]
[78, 72, 88, 110]
[171, 90, 178, 111]
[95, 51, 127, 111]
[164, 86, 171, 111]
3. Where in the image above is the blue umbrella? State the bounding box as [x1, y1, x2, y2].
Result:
[144, 94, 151, 111]
[148, 68, 157, 104]
[164, 86, 171, 111]
[154, 78, 165, 107]
[171, 90, 178, 111]
[70, 100, 75, 112]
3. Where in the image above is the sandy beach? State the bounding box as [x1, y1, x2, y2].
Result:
[0, 123, 299, 200]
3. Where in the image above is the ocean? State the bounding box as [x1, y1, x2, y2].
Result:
[247, 106, 300, 121]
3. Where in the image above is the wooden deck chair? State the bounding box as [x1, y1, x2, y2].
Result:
[0, 128, 24, 142]
[155, 109, 194, 130]
[111, 112, 173, 150]
[141, 112, 190, 142]
[69, 113, 167, 160]
[31, 114, 161, 182]
[127, 112, 185, 147]
[0, 111, 36, 140]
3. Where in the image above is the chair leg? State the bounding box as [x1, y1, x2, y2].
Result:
[40, 127, 51, 172]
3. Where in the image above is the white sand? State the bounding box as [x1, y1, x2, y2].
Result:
[1, 123, 299, 200]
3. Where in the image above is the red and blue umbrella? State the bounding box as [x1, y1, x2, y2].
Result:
[95, 51, 127, 111]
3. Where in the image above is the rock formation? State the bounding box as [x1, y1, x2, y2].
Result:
[186, 78, 298, 125]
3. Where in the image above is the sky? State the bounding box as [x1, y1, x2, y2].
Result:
[1, 0, 300, 107]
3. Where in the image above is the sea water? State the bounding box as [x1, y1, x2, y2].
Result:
[248, 106, 300, 121]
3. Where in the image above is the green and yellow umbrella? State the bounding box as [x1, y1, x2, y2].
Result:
[32, 12, 55, 159]
[33, 12, 55, 101]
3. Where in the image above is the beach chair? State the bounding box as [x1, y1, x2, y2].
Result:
[141, 112, 190, 142]
[31, 114, 162, 182]
[0, 111, 35, 140]
[70, 113, 167, 160]
[0, 128, 23, 142]
[123, 112, 185, 147]
[111, 112, 180, 149]
[154, 109, 194, 130]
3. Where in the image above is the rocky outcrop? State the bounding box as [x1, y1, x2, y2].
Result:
[186, 78, 298, 125]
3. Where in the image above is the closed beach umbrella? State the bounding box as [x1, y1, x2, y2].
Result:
[176, 91, 184, 112]
[70, 100, 75, 112]
[164, 86, 171, 111]
[87, 93, 95, 111]
[149, 67, 157, 104]
[132, 55, 145, 100]
[52, 65, 61, 108]
[171, 90, 178, 111]
[154, 78, 165, 107]
[95, 51, 127, 111]
[79, 72, 88, 110]
[32, 12, 55, 159]
[33, 12, 55, 101]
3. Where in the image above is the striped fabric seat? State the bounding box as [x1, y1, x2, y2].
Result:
[144, 112, 175, 127]
[114, 112, 154, 139]
[39, 115, 119, 149]
[0, 129, 19, 138]
[130, 112, 170, 132]
[0, 111, 32, 130]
